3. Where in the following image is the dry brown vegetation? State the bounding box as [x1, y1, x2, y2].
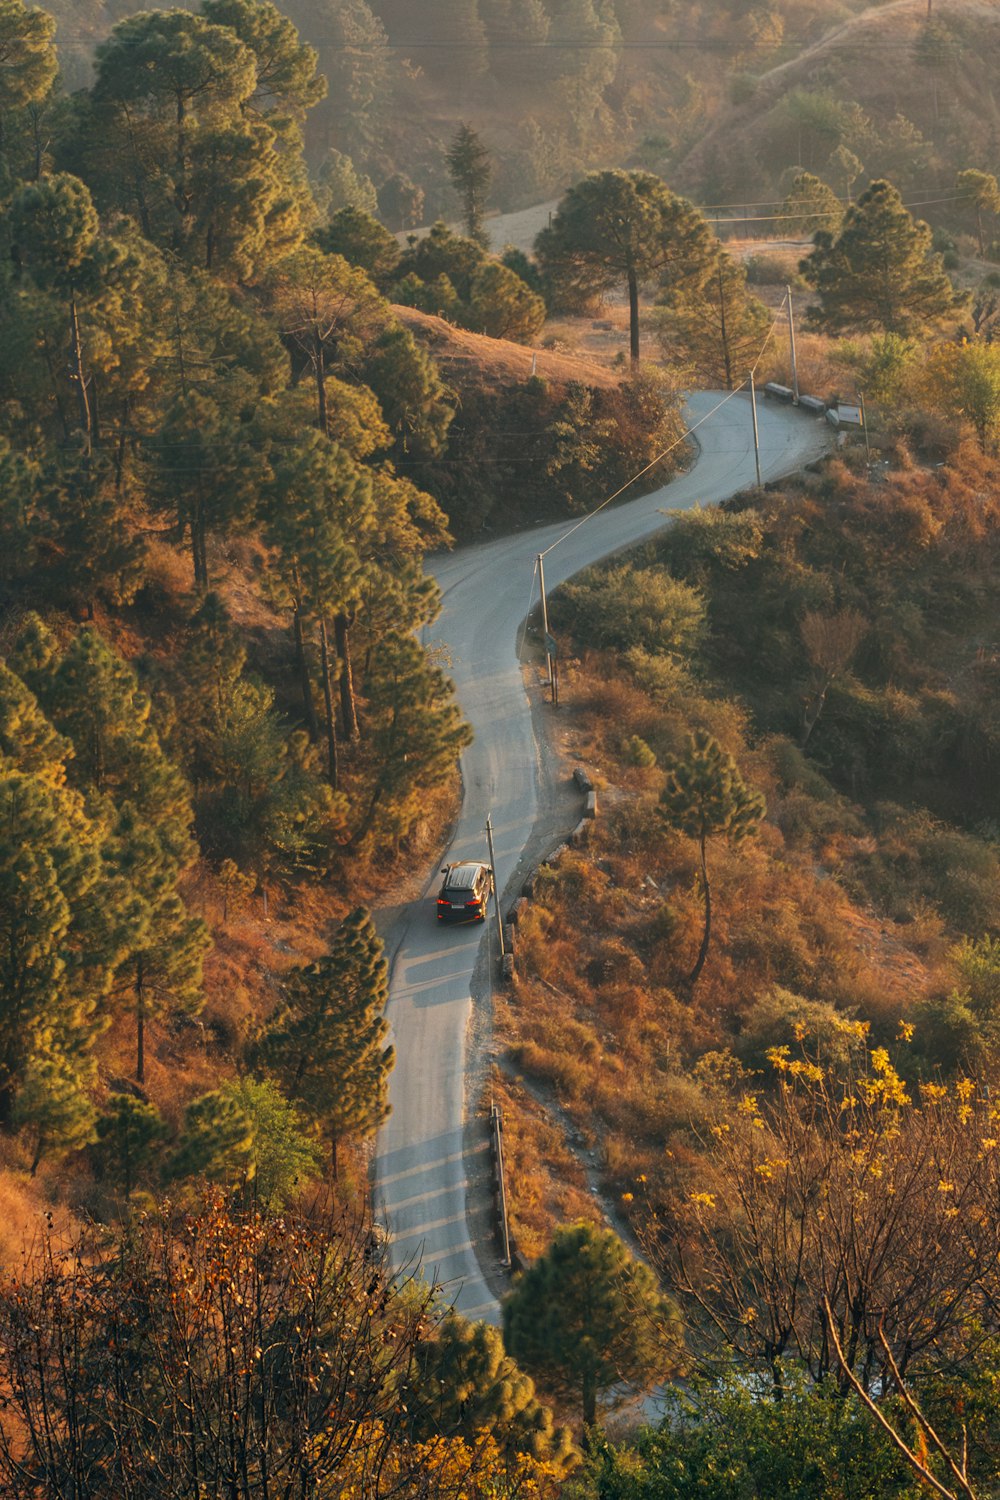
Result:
[498, 443, 1000, 1246]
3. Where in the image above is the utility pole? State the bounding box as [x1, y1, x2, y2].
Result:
[485, 812, 505, 958]
[786, 285, 799, 403]
[749, 371, 762, 488]
[537, 551, 555, 702]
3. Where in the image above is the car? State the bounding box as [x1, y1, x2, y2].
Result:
[436, 861, 494, 923]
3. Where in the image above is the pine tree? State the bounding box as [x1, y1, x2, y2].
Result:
[92, 1092, 168, 1198]
[656, 253, 770, 390]
[14, 1054, 98, 1175]
[168, 1088, 256, 1188]
[357, 633, 472, 844]
[41, 630, 207, 1082]
[0, 0, 57, 185]
[445, 123, 493, 248]
[536, 170, 719, 362]
[256, 907, 394, 1176]
[658, 730, 765, 986]
[777, 170, 842, 237]
[503, 1222, 680, 1427]
[0, 770, 111, 1127]
[414, 1312, 574, 1465]
[802, 178, 965, 336]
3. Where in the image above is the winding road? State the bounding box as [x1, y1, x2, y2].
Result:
[374, 391, 831, 1322]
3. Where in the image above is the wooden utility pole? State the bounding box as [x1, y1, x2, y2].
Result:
[749, 371, 762, 487]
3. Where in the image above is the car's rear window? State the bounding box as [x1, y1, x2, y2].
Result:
[445, 863, 481, 889]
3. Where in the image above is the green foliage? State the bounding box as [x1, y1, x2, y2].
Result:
[91, 1092, 168, 1198]
[535, 169, 719, 361]
[414, 1313, 575, 1466]
[735, 988, 858, 1076]
[504, 1222, 680, 1426]
[660, 731, 765, 849]
[659, 729, 765, 984]
[13, 1053, 98, 1174]
[802, 178, 965, 336]
[587, 1377, 917, 1499]
[315, 205, 401, 285]
[558, 563, 705, 657]
[315, 147, 377, 217]
[656, 253, 770, 390]
[223, 1076, 322, 1206]
[255, 907, 394, 1174]
[445, 122, 493, 247]
[0, 768, 112, 1127]
[777, 170, 842, 237]
[359, 632, 473, 843]
[168, 1087, 256, 1188]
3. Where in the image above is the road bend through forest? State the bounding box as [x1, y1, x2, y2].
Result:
[374, 392, 831, 1322]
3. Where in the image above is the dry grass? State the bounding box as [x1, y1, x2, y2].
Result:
[394, 304, 622, 391]
[490, 1070, 599, 1260]
[496, 636, 943, 1235]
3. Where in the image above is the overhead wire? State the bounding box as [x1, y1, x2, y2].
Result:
[539, 292, 791, 560]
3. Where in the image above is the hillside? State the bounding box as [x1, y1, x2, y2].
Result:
[675, 0, 1000, 208]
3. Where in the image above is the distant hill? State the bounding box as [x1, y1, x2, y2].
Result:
[673, 0, 1000, 213]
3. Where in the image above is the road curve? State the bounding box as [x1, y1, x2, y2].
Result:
[374, 392, 830, 1322]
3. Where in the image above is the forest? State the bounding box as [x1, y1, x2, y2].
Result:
[4, 0, 1000, 1493]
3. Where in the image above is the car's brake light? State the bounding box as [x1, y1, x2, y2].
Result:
[465, 900, 481, 908]
[437, 898, 448, 906]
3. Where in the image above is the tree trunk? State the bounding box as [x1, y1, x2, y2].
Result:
[314, 330, 328, 435]
[136, 956, 146, 1085]
[318, 615, 339, 790]
[582, 1370, 597, 1428]
[800, 674, 832, 749]
[68, 290, 92, 452]
[292, 575, 319, 739]
[334, 613, 359, 740]
[718, 264, 733, 390]
[627, 266, 640, 363]
[331, 1134, 339, 1181]
[688, 831, 712, 986]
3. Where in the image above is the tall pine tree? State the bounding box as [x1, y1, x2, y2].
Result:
[256, 907, 394, 1176]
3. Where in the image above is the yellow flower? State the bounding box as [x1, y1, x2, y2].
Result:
[897, 1020, 915, 1042]
[938, 1180, 956, 1194]
[621, 1192, 634, 1204]
[690, 1192, 716, 1209]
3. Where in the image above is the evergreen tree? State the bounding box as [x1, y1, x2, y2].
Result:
[256, 907, 394, 1176]
[0, 0, 57, 185]
[360, 323, 455, 461]
[0, 658, 71, 782]
[267, 247, 389, 438]
[13, 1053, 98, 1175]
[802, 178, 964, 336]
[92, 1092, 168, 1198]
[315, 148, 378, 217]
[414, 1313, 574, 1465]
[445, 123, 493, 248]
[167, 1088, 256, 1188]
[357, 632, 472, 843]
[536, 170, 719, 362]
[777, 170, 842, 237]
[0, 769, 111, 1127]
[315, 205, 401, 285]
[199, 0, 325, 121]
[656, 253, 770, 390]
[956, 168, 1000, 259]
[378, 171, 424, 232]
[42, 630, 207, 1082]
[466, 260, 546, 340]
[658, 729, 765, 986]
[503, 1222, 680, 1427]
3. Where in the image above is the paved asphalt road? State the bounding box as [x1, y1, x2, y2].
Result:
[374, 391, 831, 1322]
